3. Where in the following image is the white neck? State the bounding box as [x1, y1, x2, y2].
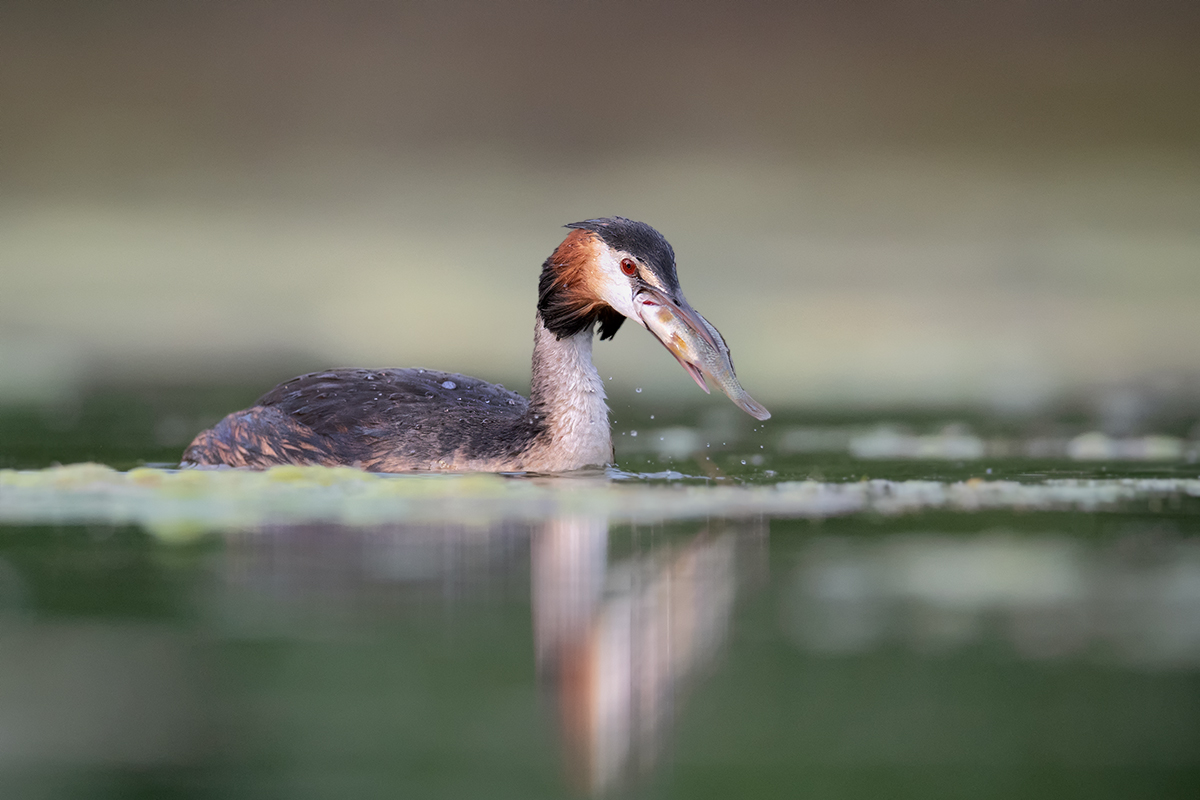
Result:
[527, 314, 613, 471]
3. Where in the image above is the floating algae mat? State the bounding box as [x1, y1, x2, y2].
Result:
[2, 404, 1200, 798]
[3, 463, 1200, 539]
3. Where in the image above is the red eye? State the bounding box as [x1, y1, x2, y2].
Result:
[620, 258, 637, 276]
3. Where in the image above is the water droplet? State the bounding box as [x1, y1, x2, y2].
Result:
[630, 430, 638, 437]
[635, 387, 642, 393]
[442, 380, 457, 389]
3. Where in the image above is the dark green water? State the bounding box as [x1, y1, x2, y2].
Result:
[1, 388, 1198, 798]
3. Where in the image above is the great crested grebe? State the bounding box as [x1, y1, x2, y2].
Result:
[181, 217, 769, 473]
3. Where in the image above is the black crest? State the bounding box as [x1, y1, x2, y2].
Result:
[566, 217, 679, 290]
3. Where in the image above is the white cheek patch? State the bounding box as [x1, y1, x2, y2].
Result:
[593, 248, 642, 323]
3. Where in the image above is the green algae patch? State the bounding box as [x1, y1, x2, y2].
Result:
[2, 464, 1199, 541]
[0, 464, 569, 538]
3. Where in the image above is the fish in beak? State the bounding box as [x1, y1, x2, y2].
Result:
[634, 287, 771, 421]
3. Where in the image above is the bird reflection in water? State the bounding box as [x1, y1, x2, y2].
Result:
[533, 516, 761, 794]
[210, 513, 764, 794]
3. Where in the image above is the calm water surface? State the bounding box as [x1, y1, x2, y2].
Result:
[1, 390, 1198, 798]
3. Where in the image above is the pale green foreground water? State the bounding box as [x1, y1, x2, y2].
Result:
[1, 400, 1199, 799]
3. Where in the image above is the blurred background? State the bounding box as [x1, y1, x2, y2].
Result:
[1, 0, 1199, 415]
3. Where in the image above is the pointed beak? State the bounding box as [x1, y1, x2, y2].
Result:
[634, 286, 771, 421]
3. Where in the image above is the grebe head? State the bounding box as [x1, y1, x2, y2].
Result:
[538, 216, 770, 420]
